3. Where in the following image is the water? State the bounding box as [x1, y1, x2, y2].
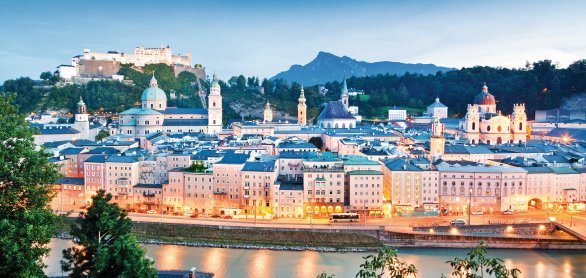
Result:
[45, 239, 586, 278]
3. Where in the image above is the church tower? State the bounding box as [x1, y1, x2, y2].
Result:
[511, 103, 527, 144]
[429, 117, 445, 162]
[298, 86, 307, 127]
[263, 101, 273, 123]
[207, 74, 223, 134]
[341, 78, 349, 109]
[73, 96, 90, 140]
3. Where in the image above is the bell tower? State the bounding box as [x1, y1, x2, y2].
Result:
[263, 101, 273, 123]
[429, 117, 445, 162]
[341, 78, 349, 109]
[298, 86, 307, 127]
[73, 96, 90, 140]
[207, 74, 223, 134]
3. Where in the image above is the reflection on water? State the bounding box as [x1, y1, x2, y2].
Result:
[45, 239, 586, 278]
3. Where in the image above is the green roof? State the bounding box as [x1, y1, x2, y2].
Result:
[347, 170, 383, 175]
[119, 108, 162, 115]
[549, 167, 578, 174]
[343, 155, 380, 165]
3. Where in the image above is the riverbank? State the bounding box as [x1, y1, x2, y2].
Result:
[57, 217, 383, 252]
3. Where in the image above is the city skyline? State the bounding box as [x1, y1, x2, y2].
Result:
[1, 0, 586, 82]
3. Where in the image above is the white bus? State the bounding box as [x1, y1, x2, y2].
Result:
[329, 213, 360, 223]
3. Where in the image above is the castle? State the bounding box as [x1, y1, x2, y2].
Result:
[118, 74, 222, 137]
[458, 84, 527, 145]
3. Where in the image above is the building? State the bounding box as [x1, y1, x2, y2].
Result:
[429, 117, 445, 162]
[303, 152, 346, 218]
[388, 107, 407, 121]
[263, 101, 273, 123]
[347, 170, 384, 217]
[298, 87, 307, 127]
[241, 160, 278, 218]
[212, 152, 250, 213]
[426, 97, 448, 119]
[458, 84, 527, 145]
[118, 75, 222, 137]
[317, 79, 358, 129]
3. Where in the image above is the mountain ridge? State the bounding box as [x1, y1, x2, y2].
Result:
[271, 51, 456, 85]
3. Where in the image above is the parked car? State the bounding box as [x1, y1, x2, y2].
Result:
[211, 214, 221, 219]
[503, 210, 514, 215]
[199, 213, 211, 218]
[223, 215, 233, 219]
[450, 219, 466, 226]
[472, 210, 484, 215]
[146, 210, 157, 214]
[190, 214, 198, 218]
[183, 212, 192, 217]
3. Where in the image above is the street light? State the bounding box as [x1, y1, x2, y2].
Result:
[308, 197, 312, 226]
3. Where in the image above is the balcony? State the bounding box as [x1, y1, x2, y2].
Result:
[143, 192, 156, 197]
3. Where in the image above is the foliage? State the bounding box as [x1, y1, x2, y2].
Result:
[356, 246, 417, 278]
[0, 93, 61, 276]
[61, 190, 156, 277]
[316, 272, 335, 278]
[444, 241, 520, 278]
[94, 129, 110, 142]
[309, 136, 324, 150]
[185, 162, 207, 173]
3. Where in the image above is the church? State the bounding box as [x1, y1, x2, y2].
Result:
[317, 79, 359, 129]
[458, 84, 527, 145]
[118, 74, 222, 137]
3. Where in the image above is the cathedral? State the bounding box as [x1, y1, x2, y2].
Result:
[458, 84, 527, 145]
[118, 74, 222, 137]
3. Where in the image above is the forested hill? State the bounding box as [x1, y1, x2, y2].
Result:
[2, 60, 586, 123]
[270, 51, 455, 85]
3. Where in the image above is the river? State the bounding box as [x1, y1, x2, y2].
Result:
[45, 239, 586, 277]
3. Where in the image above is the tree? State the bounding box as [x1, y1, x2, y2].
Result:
[61, 190, 157, 277]
[444, 241, 520, 278]
[356, 246, 417, 278]
[0, 93, 61, 276]
[309, 137, 324, 150]
[40, 71, 53, 81]
[316, 272, 335, 278]
[94, 129, 110, 142]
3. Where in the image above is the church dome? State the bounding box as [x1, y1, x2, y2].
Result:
[141, 76, 167, 101]
[474, 84, 496, 105]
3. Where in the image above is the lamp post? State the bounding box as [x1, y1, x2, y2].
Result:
[254, 200, 257, 225]
[160, 188, 164, 222]
[363, 199, 367, 226]
[308, 197, 312, 226]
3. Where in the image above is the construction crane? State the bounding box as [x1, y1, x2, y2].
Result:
[196, 77, 207, 109]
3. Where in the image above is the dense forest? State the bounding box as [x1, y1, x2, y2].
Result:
[2, 59, 586, 123]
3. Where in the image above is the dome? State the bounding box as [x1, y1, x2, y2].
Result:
[141, 76, 167, 101]
[474, 84, 496, 105]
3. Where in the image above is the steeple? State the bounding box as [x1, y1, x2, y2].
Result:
[209, 73, 221, 96]
[263, 100, 273, 123]
[341, 78, 349, 109]
[482, 82, 488, 93]
[298, 86, 307, 127]
[77, 96, 86, 114]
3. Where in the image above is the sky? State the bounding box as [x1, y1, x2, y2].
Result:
[1, 0, 586, 82]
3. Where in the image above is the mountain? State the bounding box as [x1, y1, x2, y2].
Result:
[270, 51, 456, 85]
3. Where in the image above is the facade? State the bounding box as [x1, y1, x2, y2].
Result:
[347, 170, 384, 217]
[303, 153, 346, 218]
[119, 75, 222, 137]
[458, 84, 527, 145]
[388, 107, 407, 121]
[241, 161, 278, 218]
[426, 97, 448, 119]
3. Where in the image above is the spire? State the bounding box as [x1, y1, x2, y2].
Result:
[150, 74, 158, 88]
[342, 78, 348, 95]
[211, 73, 220, 89]
[265, 101, 271, 109]
[299, 86, 306, 102]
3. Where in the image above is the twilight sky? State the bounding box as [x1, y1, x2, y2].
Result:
[1, 0, 585, 82]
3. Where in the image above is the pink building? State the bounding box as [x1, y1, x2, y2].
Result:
[212, 152, 250, 211]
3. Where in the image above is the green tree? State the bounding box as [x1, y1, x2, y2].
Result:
[356, 246, 417, 278]
[61, 190, 157, 277]
[40, 71, 53, 81]
[0, 93, 61, 276]
[316, 272, 335, 278]
[444, 241, 520, 278]
[309, 137, 324, 150]
[94, 129, 110, 142]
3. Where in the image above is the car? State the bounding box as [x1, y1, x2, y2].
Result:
[502, 210, 514, 215]
[183, 212, 192, 217]
[146, 210, 157, 214]
[472, 210, 484, 215]
[450, 219, 466, 226]
[199, 213, 211, 218]
[223, 215, 233, 219]
[211, 214, 221, 219]
[190, 214, 198, 218]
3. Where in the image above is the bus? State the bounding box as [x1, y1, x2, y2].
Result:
[329, 213, 360, 223]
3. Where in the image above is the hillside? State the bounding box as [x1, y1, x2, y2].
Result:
[271, 51, 455, 85]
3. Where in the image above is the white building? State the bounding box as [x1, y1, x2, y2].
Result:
[388, 107, 407, 121]
[426, 97, 448, 119]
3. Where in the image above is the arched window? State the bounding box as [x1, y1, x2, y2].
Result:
[213, 102, 216, 107]
[487, 125, 491, 132]
[519, 123, 523, 131]
[472, 122, 476, 131]
[498, 126, 502, 132]
[150, 104, 153, 108]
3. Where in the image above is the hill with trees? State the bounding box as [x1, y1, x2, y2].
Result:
[2, 59, 586, 123]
